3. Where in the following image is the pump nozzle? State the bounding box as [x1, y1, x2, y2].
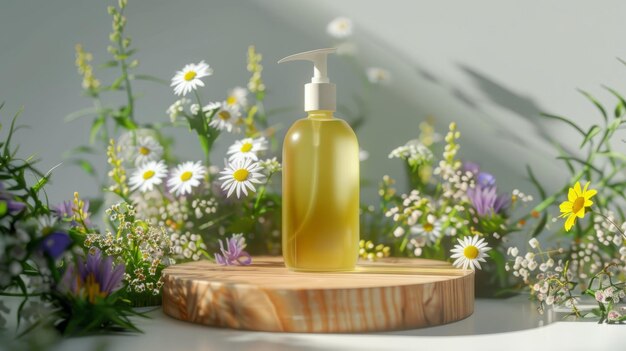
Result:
[278, 48, 337, 112]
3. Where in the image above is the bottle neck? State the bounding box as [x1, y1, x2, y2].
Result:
[307, 110, 334, 120]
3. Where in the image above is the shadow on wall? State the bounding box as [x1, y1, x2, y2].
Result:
[457, 64, 552, 145]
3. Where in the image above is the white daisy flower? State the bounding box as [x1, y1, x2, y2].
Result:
[171, 60, 213, 96]
[366, 67, 391, 84]
[410, 214, 442, 243]
[450, 235, 491, 270]
[225, 86, 248, 111]
[219, 158, 265, 198]
[167, 161, 206, 196]
[129, 160, 168, 193]
[327, 17, 353, 39]
[227, 137, 267, 161]
[134, 136, 163, 165]
[209, 103, 240, 133]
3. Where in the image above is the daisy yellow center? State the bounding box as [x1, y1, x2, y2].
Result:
[240, 142, 253, 153]
[233, 169, 249, 182]
[218, 110, 231, 121]
[423, 223, 434, 232]
[139, 146, 151, 155]
[463, 245, 479, 259]
[226, 95, 237, 106]
[572, 196, 585, 214]
[180, 171, 193, 182]
[143, 170, 155, 180]
[184, 70, 197, 81]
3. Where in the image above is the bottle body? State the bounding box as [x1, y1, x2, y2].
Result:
[282, 110, 359, 271]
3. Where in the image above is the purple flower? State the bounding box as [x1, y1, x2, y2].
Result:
[59, 249, 125, 303]
[40, 231, 72, 259]
[54, 199, 91, 226]
[0, 182, 26, 215]
[467, 185, 510, 217]
[214, 234, 252, 266]
[477, 172, 496, 188]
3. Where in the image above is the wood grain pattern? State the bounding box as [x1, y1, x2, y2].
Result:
[162, 256, 474, 333]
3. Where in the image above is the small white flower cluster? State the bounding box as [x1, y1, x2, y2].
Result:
[434, 164, 474, 202]
[167, 98, 190, 123]
[191, 198, 218, 220]
[0, 227, 31, 287]
[595, 286, 626, 304]
[170, 232, 207, 261]
[388, 140, 433, 167]
[97, 203, 175, 296]
[132, 191, 190, 229]
[259, 157, 282, 175]
[512, 189, 533, 203]
[385, 190, 430, 229]
[505, 245, 559, 284]
[594, 212, 625, 247]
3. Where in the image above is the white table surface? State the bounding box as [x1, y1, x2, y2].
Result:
[17, 295, 616, 351]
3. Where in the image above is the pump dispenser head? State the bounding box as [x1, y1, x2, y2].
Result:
[278, 48, 336, 112]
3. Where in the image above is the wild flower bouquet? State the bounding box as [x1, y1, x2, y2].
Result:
[505, 83, 626, 323]
[66, 0, 282, 306]
[0, 109, 142, 336]
[360, 121, 534, 296]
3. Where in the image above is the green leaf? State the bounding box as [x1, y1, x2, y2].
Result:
[89, 115, 106, 144]
[608, 116, 624, 132]
[100, 60, 119, 68]
[578, 89, 607, 123]
[110, 75, 126, 90]
[526, 166, 546, 199]
[132, 74, 167, 85]
[556, 156, 603, 175]
[597, 151, 626, 162]
[580, 125, 601, 148]
[62, 145, 97, 158]
[72, 159, 97, 176]
[602, 85, 626, 118]
[64, 107, 100, 122]
[540, 113, 586, 136]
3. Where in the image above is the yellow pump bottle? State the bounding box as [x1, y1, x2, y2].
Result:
[278, 48, 359, 271]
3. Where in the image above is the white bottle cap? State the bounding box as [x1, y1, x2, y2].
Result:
[278, 48, 336, 112]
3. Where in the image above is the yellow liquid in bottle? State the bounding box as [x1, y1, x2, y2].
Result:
[282, 110, 359, 271]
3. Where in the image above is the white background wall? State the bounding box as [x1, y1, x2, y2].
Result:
[1, 0, 625, 207]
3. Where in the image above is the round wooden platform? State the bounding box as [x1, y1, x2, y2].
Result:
[162, 256, 474, 333]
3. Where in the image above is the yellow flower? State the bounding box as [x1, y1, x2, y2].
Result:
[559, 181, 597, 231]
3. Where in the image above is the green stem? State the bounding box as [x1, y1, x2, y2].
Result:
[117, 8, 134, 123]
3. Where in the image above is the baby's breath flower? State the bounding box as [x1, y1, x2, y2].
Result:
[389, 140, 433, 168]
[258, 157, 282, 175]
[167, 98, 190, 123]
